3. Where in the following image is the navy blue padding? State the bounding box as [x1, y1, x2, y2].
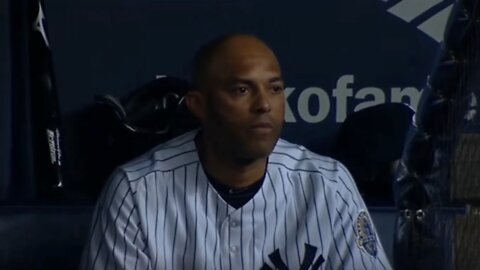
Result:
[0, 205, 94, 270]
[369, 207, 396, 263]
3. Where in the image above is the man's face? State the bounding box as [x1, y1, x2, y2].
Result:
[200, 37, 285, 162]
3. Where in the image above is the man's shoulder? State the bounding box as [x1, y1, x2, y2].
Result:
[272, 139, 338, 170]
[119, 129, 199, 181]
[271, 138, 354, 184]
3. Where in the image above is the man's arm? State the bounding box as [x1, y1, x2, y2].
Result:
[326, 163, 392, 270]
[80, 170, 151, 270]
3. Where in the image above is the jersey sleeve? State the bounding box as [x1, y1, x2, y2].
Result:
[325, 162, 393, 270]
[79, 169, 151, 270]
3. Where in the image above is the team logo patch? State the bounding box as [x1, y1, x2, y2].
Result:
[356, 210, 377, 257]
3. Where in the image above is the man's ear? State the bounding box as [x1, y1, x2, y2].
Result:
[185, 90, 206, 121]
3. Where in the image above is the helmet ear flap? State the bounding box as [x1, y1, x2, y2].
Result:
[95, 75, 196, 135]
[123, 89, 182, 135]
[95, 94, 128, 126]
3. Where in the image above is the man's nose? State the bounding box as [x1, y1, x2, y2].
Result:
[253, 87, 271, 113]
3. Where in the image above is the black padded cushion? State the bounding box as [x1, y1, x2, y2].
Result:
[0, 205, 94, 270]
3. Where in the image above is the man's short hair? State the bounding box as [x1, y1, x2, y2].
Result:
[190, 33, 255, 91]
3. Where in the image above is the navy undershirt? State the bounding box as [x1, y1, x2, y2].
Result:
[205, 170, 265, 209]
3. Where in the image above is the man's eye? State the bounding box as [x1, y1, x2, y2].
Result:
[272, 85, 285, 93]
[234, 86, 249, 94]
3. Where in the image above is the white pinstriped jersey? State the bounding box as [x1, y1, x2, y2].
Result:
[80, 130, 392, 270]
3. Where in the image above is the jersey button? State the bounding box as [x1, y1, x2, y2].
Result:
[231, 220, 238, 227]
[230, 246, 238, 252]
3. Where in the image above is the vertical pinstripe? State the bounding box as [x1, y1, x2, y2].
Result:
[228, 214, 232, 270]
[337, 174, 360, 209]
[271, 170, 289, 268]
[142, 176, 149, 257]
[80, 130, 392, 270]
[182, 165, 189, 269]
[267, 172, 279, 251]
[298, 173, 312, 243]
[91, 177, 125, 268]
[240, 207, 244, 270]
[134, 249, 138, 270]
[336, 190, 368, 270]
[322, 177, 345, 268]
[260, 186, 268, 260]
[251, 196, 256, 269]
[133, 221, 141, 270]
[192, 163, 199, 269]
[213, 193, 219, 270]
[278, 168, 290, 267]
[106, 186, 130, 270]
[171, 169, 179, 270]
[153, 172, 159, 270]
[122, 204, 136, 269]
[326, 256, 333, 270]
[308, 176, 324, 254]
[286, 172, 302, 265]
[335, 208, 356, 270]
[203, 182, 209, 270]
[335, 192, 356, 233]
[162, 183, 168, 270]
[377, 253, 388, 270]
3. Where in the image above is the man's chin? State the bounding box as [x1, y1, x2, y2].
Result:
[243, 142, 277, 159]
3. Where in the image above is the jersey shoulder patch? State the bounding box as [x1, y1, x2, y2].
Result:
[355, 210, 378, 257]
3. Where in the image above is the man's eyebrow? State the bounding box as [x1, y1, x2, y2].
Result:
[229, 78, 253, 84]
[229, 77, 284, 84]
[269, 77, 284, 83]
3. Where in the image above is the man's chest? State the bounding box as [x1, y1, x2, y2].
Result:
[146, 192, 334, 270]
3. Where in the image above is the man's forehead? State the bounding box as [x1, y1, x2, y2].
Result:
[218, 34, 269, 50]
[209, 54, 282, 82]
[211, 43, 280, 73]
[198, 34, 282, 87]
[217, 36, 274, 59]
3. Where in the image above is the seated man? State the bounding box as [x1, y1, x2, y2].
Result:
[80, 33, 392, 269]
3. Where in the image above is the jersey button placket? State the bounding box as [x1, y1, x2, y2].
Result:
[228, 212, 243, 270]
[230, 245, 238, 253]
[220, 218, 233, 270]
[228, 219, 240, 254]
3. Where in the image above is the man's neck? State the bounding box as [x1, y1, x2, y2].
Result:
[196, 134, 267, 189]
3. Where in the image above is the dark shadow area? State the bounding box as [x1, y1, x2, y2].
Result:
[331, 103, 415, 206]
[61, 76, 200, 201]
[0, 206, 94, 270]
